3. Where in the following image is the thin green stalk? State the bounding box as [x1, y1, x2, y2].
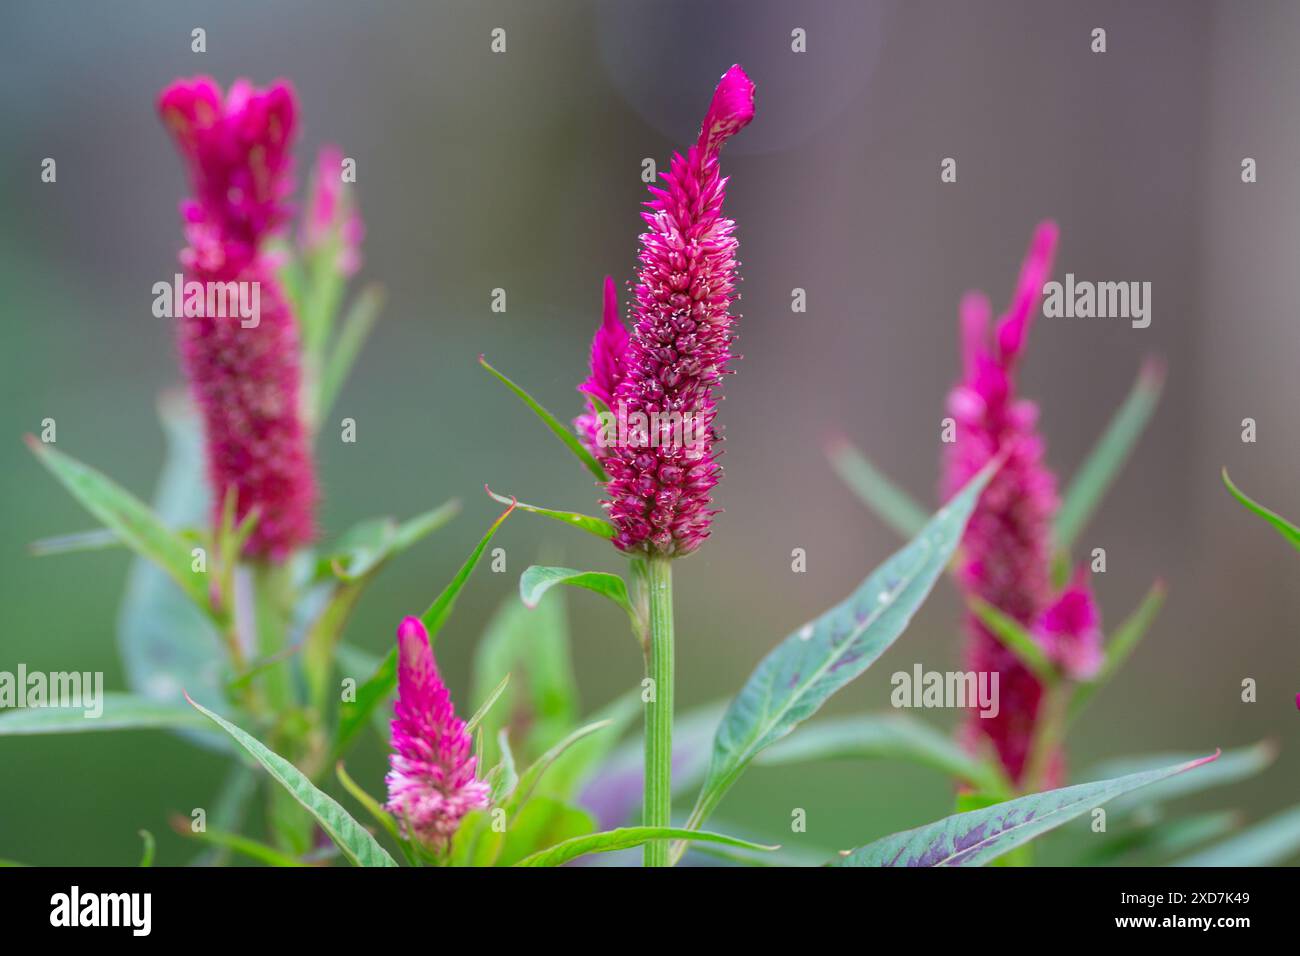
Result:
[1023, 681, 1069, 794]
[252, 561, 297, 718]
[643, 554, 675, 867]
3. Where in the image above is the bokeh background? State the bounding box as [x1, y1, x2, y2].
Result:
[2, 0, 1298, 865]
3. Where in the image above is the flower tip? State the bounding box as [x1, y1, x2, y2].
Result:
[699, 64, 756, 156]
[396, 616, 428, 656]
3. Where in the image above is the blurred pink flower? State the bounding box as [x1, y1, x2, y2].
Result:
[385, 616, 489, 851]
[575, 276, 630, 457]
[584, 64, 755, 556]
[1033, 568, 1104, 681]
[302, 144, 364, 277]
[158, 76, 316, 561]
[942, 220, 1060, 785]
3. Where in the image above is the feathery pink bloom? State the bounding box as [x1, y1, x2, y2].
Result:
[303, 145, 364, 277]
[575, 276, 630, 457]
[580, 64, 755, 556]
[942, 220, 1060, 785]
[1032, 568, 1103, 682]
[385, 616, 490, 850]
[159, 77, 316, 561]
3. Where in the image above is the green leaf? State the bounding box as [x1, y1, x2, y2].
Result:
[0, 692, 210, 735]
[685, 459, 1000, 834]
[465, 673, 510, 735]
[116, 397, 227, 751]
[471, 591, 578, 767]
[486, 486, 615, 540]
[507, 719, 614, 818]
[496, 796, 597, 867]
[334, 502, 515, 755]
[1081, 741, 1276, 817]
[1068, 581, 1165, 723]
[1056, 360, 1164, 555]
[1222, 468, 1300, 552]
[520, 565, 639, 634]
[516, 826, 777, 867]
[317, 284, 384, 421]
[835, 752, 1219, 866]
[757, 713, 1009, 795]
[186, 694, 397, 867]
[302, 500, 460, 712]
[479, 355, 608, 482]
[541, 690, 641, 802]
[137, 830, 156, 868]
[29, 527, 121, 556]
[335, 762, 405, 848]
[1080, 811, 1240, 866]
[173, 819, 308, 867]
[969, 598, 1055, 683]
[1175, 803, 1300, 867]
[489, 729, 519, 803]
[827, 438, 929, 538]
[26, 435, 209, 611]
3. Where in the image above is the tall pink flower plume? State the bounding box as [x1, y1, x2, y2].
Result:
[158, 77, 316, 561]
[1033, 568, 1104, 682]
[942, 220, 1061, 785]
[575, 276, 630, 456]
[303, 144, 364, 277]
[385, 616, 490, 850]
[580, 64, 755, 556]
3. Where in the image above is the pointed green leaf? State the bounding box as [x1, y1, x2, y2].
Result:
[507, 719, 614, 818]
[334, 503, 515, 755]
[520, 565, 638, 633]
[471, 591, 578, 767]
[827, 438, 929, 538]
[836, 752, 1218, 866]
[1068, 581, 1165, 722]
[685, 459, 1000, 833]
[480, 355, 607, 482]
[1175, 803, 1300, 867]
[136, 830, 156, 868]
[1081, 741, 1275, 816]
[969, 598, 1055, 683]
[318, 284, 383, 421]
[26, 435, 209, 611]
[514, 826, 777, 867]
[496, 796, 596, 867]
[486, 487, 615, 540]
[29, 528, 121, 556]
[0, 692, 210, 735]
[116, 397, 227, 751]
[1056, 360, 1164, 554]
[1222, 468, 1300, 552]
[173, 820, 307, 867]
[465, 673, 510, 735]
[186, 694, 397, 867]
[757, 713, 1009, 795]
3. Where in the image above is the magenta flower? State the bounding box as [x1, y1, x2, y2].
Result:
[1032, 568, 1104, 682]
[385, 616, 490, 851]
[579, 65, 755, 556]
[942, 220, 1060, 785]
[158, 77, 316, 561]
[575, 276, 630, 458]
[302, 144, 364, 277]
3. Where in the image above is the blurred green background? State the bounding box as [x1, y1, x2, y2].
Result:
[2, 0, 1298, 865]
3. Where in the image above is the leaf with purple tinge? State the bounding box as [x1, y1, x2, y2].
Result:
[681, 459, 1000, 842]
[834, 751, 1219, 867]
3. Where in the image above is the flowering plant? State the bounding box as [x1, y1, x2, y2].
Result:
[5, 75, 1263, 869]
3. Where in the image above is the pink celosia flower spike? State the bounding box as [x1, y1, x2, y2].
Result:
[1032, 567, 1104, 682]
[575, 276, 630, 458]
[158, 77, 317, 561]
[385, 616, 490, 852]
[303, 144, 364, 277]
[593, 64, 755, 556]
[942, 220, 1061, 786]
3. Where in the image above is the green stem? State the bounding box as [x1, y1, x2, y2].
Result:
[1024, 681, 1069, 794]
[252, 561, 296, 717]
[643, 554, 675, 867]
